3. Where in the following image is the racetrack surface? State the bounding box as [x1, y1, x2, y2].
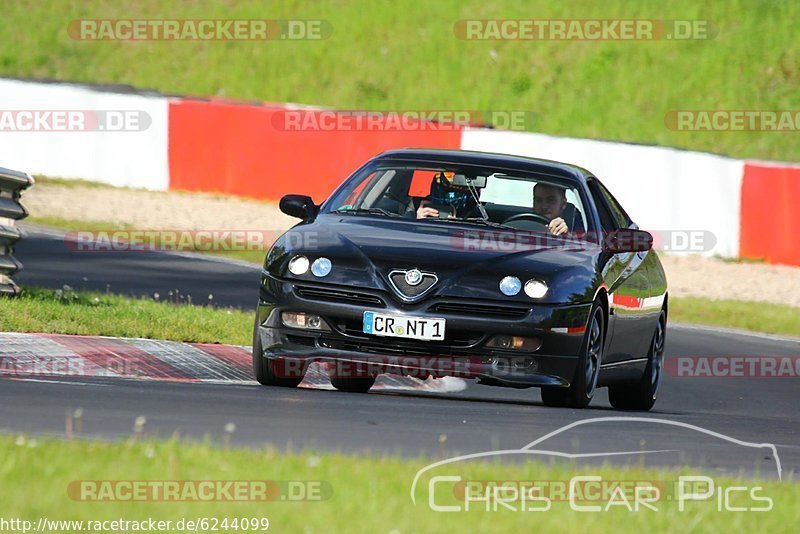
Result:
[8, 228, 800, 477]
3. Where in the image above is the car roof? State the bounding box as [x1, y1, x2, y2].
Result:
[373, 148, 594, 182]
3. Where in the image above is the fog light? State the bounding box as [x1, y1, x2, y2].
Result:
[288, 255, 310, 275]
[486, 335, 542, 352]
[281, 312, 330, 331]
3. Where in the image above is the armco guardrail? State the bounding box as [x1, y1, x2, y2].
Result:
[0, 167, 34, 295]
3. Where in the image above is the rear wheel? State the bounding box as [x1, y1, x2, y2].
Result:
[330, 376, 376, 393]
[608, 311, 666, 411]
[541, 302, 604, 408]
[252, 319, 304, 388]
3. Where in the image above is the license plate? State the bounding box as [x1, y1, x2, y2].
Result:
[362, 311, 446, 341]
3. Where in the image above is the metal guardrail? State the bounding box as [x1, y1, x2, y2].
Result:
[0, 167, 34, 295]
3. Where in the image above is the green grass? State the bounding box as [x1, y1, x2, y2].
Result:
[27, 216, 268, 265]
[1, 434, 796, 532]
[0, 287, 251, 344]
[671, 297, 800, 337]
[2, 287, 797, 347]
[0, 1, 798, 161]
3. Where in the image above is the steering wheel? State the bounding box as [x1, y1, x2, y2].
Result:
[502, 212, 551, 230]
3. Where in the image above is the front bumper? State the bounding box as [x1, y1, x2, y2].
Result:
[255, 274, 593, 388]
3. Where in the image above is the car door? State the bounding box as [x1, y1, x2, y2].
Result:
[588, 179, 652, 364]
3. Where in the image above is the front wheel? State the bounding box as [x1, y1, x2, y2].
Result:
[608, 311, 666, 411]
[330, 376, 375, 393]
[541, 302, 604, 408]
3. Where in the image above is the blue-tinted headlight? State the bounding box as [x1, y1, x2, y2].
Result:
[311, 257, 332, 277]
[499, 276, 522, 296]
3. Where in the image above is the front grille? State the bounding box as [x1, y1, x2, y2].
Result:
[430, 302, 530, 319]
[295, 286, 386, 307]
[388, 271, 437, 300]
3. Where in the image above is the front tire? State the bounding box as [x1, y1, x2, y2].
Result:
[252, 319, 304, 388]
[330, 376, 375, 393]
[541, 302, 604, 408]
[608, 311, 666, 411]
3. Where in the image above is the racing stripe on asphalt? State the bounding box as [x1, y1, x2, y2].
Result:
[189, 343, 334, 387]
[126, 338, 252, 381]
[0, 333, 468, 392]
[190, 343, 252, 373]
[0, 332, 106, 377]
[42, 333, 196, 381]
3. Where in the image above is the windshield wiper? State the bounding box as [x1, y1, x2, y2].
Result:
[428, 217, 513, 229]
[334, 207, 401, 217]
[461, 217, 514, 229]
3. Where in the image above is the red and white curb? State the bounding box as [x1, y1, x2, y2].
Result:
[0, 332, 467, 392]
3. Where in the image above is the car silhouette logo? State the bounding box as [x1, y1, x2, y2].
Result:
[405, 269, 423, 286]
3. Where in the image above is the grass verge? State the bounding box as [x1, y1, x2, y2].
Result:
[670, 297, 800, 338]
[2, 434, 796, 532]
[1, 288, 797, 344]
[0, 287, 251, 345]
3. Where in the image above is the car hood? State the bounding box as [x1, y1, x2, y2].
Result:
[266, 215, 600, 304]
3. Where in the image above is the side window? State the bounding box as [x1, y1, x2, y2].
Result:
[589, 180, 630, 230]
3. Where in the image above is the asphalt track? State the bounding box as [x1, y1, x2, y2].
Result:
[6, 228, 800, 478]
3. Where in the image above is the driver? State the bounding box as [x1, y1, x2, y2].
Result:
[532, 183, 582, 236]
[416, 171, 477, 219]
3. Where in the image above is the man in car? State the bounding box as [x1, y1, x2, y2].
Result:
[416, 171, 477, 219]
[533, 182, 583, 236]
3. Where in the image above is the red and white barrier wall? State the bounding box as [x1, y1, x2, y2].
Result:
[1, 78, 798, 265]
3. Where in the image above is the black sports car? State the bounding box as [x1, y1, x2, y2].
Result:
[254, 148, 668, 409]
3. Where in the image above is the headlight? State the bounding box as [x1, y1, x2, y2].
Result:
[288, 255, 310, 275]
[311, 257, 332, 277]
[524, 279, 548, 299]
[499, 276, 522, 296]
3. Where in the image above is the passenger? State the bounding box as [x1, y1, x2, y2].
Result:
[416, 172, 477, 219]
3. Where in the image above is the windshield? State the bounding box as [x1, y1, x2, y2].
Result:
[323, 161, 594, 234]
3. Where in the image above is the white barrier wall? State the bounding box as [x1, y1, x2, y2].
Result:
[0, 79, 169, 190]
[461, 129, 744, 257]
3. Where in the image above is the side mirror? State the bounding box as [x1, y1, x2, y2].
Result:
[279, 194, 317, 220]
[604, 229, 653, 253]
